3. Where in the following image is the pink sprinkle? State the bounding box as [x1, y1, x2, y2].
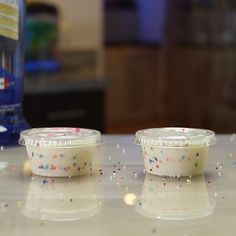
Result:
[74, 128, 80, 133]
[50, 165, 56, 171]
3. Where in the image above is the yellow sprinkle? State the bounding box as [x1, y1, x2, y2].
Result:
[23, 160, 32, 176]
[124, 193, 137, 206]
[17, 201, 22, 208]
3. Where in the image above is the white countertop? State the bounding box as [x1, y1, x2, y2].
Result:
[0, 135, 236, 236]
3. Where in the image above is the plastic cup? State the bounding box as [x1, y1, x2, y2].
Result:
[135, 128, 216, 177]
[19, 128, 102, 177]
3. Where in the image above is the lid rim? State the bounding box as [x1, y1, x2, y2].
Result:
[135, 127, 216, 147]
[19, 128, 102, 148]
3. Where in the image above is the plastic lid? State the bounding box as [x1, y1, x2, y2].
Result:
[135, 127, 216, 147]
[19, 128, 102, 147]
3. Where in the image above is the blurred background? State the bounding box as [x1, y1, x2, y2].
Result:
[23, 0, 236, 134]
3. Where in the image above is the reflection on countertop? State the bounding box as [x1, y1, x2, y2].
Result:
[23, 175, 102, 221]
[135, 174, 216, 220]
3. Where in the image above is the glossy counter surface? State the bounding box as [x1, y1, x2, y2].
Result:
[0, 135, 235, 236]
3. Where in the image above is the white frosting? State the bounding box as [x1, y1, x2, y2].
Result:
[141, 145, 209, 177]
[26, 145, 100, 177]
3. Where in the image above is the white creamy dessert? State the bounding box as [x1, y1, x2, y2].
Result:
[135, 128, 216, 177]
[23, 175, 101, 221]
[19, 128, 102, 177]
[135, 174, 215, 220]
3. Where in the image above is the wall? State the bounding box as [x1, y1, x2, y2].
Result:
[28, 0, 104, 51]
[27, 0, 104, 76]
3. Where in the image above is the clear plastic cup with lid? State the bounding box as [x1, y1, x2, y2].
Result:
[135, 127, 216, 177]
[19, 128, 102, 177]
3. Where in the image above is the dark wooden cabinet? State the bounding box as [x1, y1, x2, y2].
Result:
[23, 90, 105, 132]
